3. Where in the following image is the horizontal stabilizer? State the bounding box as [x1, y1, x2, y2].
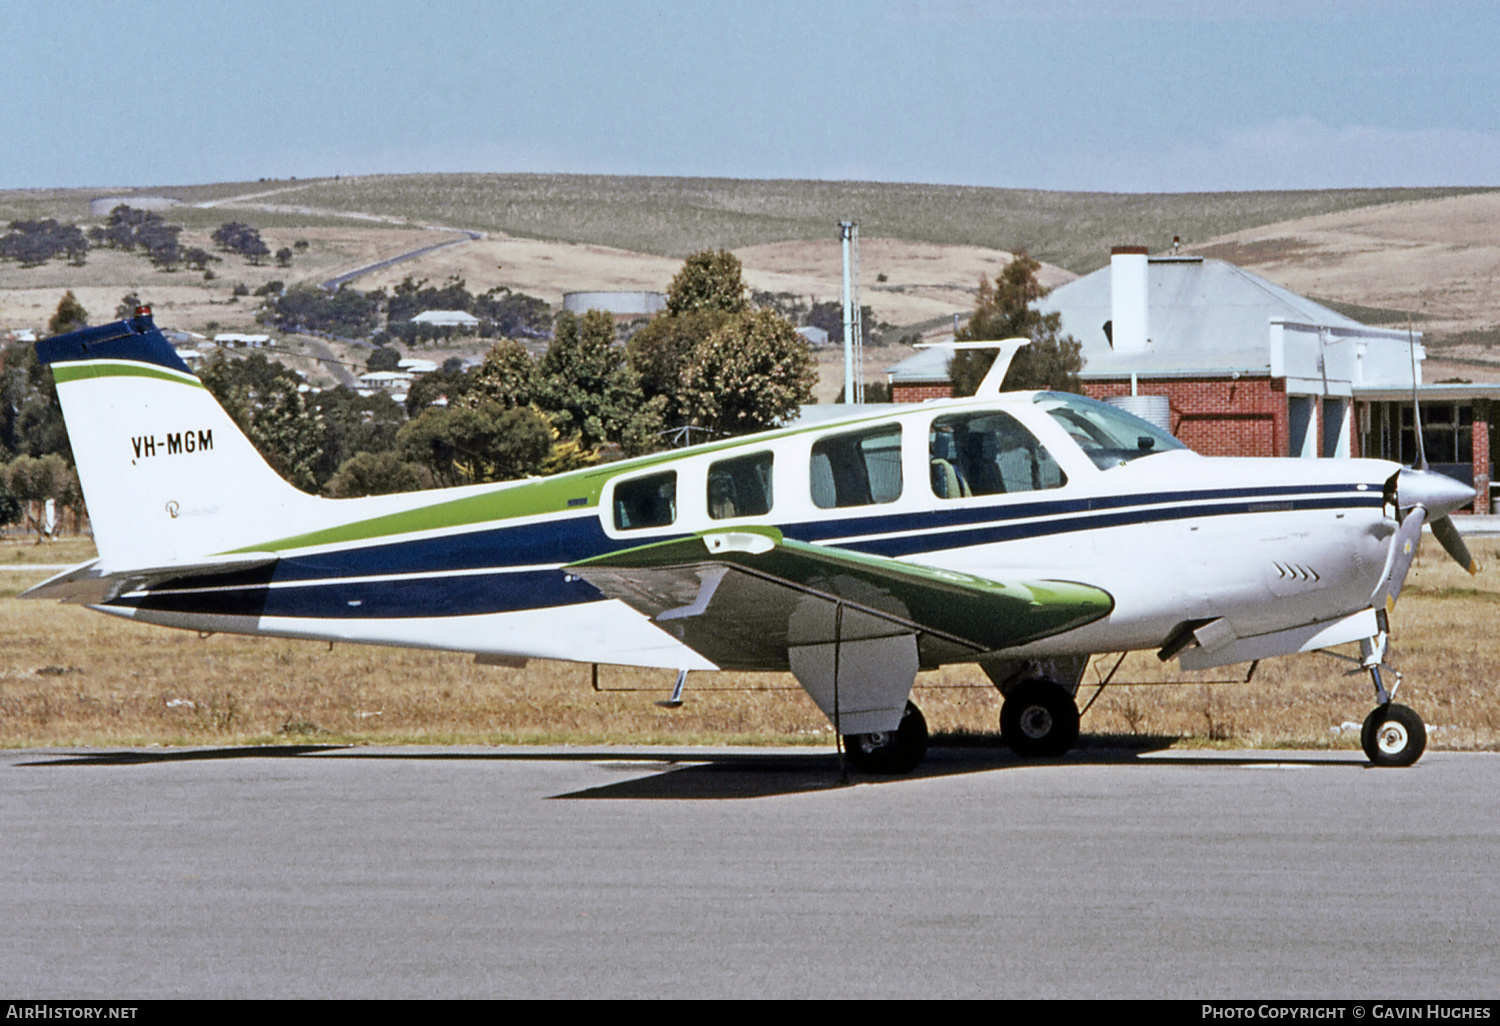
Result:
[23, 553, 279, 605]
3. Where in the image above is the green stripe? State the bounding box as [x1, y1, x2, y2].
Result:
[52, 361, 205, 388]
[235, 405, 917, 553]
[230, 469, 617, 553]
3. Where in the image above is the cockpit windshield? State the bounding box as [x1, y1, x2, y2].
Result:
[1034, 392, 1186, 470]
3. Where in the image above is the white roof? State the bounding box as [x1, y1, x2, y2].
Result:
[1038, 256, 1413, 379]
[412, 310, 480, 326]
[397, 358, 439, 373]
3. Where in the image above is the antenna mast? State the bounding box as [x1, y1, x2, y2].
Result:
[840, 221, 863, 403]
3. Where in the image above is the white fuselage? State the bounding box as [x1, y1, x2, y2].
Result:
[107, 393, 1399, 671]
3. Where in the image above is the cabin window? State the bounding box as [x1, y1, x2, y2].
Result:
[613, 471, 676, 530]
[708, 452, 773, 519]
[1034, 392, 1184, 469]
[810, 425, 903, 509]
[929, 412, 1065, 498]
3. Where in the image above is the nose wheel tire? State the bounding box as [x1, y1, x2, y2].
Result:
[1361, 703, 1426, 768]
[1001, 680, 1080, 758]
[843, 701, 929, 775]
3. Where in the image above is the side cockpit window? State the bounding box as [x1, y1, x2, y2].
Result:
[1033, 392, 1185, 470]
[708, 452, 773, 520]
[613, 471, 676, 530]
[929, 412, 1065, 499]
[811, 425, 902, 509]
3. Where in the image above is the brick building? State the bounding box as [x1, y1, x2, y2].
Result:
[887, 248, 1497, 511]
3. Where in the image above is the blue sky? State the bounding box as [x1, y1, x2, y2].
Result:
[6, 0, 1498, 192]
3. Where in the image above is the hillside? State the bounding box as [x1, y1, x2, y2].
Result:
[4, 175, 1499, 391]
[3, 175, 1489, 274]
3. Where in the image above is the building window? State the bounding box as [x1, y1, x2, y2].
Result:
[1401, 403, 1471, 465]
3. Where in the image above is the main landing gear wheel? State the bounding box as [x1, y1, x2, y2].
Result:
[1001, 680, 1080, 758]
[1361, 703, 1427, 768]
[843, 701, 929, 775]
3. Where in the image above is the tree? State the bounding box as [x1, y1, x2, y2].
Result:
[367, 346, 402, 373]
[464, 340, 538, 410]
[949, 251, 1083, 396]
[268, 283, 380, 338]
[539, 309, 662, 454]
[4, 453, 70, 540]
[48, 292, 88, 336]
[307, 387, 406, 487]
[199, 352, 324, 491]
[212, 222, 270, 264]
[681, 308, 817, 436]
[325, 450, 431, 497]
[0, 343, 70, 461]
[625, 308, 728, 426]
[397, 403, 552, 487]
[665, 250, 748, 317]
[275, 247, 294, 268]
[0, 220, 88, 267]
[404, 367, 474, 417]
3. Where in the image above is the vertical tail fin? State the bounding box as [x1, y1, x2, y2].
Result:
[37, 312, 322, 568]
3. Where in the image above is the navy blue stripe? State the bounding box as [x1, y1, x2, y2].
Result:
[786, 482, 1378, 544]
[279, 513, 612, 579]
[126, 567, 601, 620]
[840, 494, 1382, 558]
[113, 484, 1385, 621]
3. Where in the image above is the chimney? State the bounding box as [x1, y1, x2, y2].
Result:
[1110, 245, 1149, 352]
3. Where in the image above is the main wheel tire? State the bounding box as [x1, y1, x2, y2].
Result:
[1001, 679, 1080, 758]
[1361, 703, 1427, 768]
[844, 701, 929, 775]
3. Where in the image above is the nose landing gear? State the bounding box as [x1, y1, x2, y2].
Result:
[1360, 657, 1426, 768]
[1361, 701, 1427, 768]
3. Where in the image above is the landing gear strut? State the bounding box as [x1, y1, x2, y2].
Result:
[1000, 679, 1080, 758]
[843, 701, 929, 774]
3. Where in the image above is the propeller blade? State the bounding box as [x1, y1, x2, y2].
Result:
[1431, 514, 1478, 575]
[1375, 505, 1427, 613]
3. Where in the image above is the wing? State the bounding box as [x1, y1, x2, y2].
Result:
[567, 527, 1112, 671]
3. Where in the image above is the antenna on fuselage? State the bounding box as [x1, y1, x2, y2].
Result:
[917, 338, 1031, 398]
[1408, 314, 1426, 471]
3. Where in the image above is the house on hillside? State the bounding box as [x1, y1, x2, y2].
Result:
[412, 310, 480, 328]
[884, 247, 1498, 510]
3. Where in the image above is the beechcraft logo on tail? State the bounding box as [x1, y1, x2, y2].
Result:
[130, 430, 213, 463]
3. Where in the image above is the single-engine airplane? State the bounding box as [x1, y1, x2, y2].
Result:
[25, 312, 1478, 771]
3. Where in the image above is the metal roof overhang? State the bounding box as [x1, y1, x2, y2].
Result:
[1355, 383, 1500, 401]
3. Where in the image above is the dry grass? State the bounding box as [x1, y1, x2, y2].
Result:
[2, 532, 1497, 753]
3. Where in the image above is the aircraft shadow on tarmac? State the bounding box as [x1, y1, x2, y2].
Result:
[17, 734, 1372, 800]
